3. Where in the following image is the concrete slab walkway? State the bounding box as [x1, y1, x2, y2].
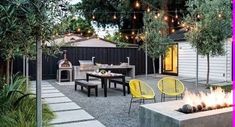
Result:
[31, 81, 105, 127]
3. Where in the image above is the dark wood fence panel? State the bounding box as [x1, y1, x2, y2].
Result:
[13, 47, 159, 80]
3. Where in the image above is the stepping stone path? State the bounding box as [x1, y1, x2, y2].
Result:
[31, 81, 105, 127]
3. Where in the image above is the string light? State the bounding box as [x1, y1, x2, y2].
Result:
[135, 1, 140, 8]
[154, 14, 158, 19]
[157, 13, 160, 17]
[77, 28, 80, 32]
[171, 19, 174, 23]
[113, 13, 117, 20]
[218, 13, 222, 18]
[175, 14, 178, 19]
[197, 14, 200, 19]
[182, 23, 186, 27]
[175, 10, 178, 19]
[132, 31, 135, 35]
[125, 35, 129, 40]
[88, 30, 91, 33]
[177, 21, 180, 25]
[164, 16, 168, 21]
[92, 15, 95, 20]
[171, 29, 175, 33]
[147, 7, 150, 12]
[133, 13, 137, 19]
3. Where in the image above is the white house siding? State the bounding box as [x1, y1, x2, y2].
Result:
[178, 39, 232, 82]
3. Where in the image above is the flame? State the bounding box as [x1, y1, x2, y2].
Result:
[183, 87, 232, 108]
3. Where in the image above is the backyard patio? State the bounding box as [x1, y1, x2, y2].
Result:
[31, 75, 210, 127]
[0, 0, 232, 127]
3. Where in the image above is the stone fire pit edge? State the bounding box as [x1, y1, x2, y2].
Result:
[139, 100, 232, 127]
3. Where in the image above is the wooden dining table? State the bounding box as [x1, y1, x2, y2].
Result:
[86, 72, 126, 97]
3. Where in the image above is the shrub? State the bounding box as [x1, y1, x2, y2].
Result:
[0, 75, 54, 127]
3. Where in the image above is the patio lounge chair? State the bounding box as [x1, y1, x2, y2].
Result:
[128, 79, 155, 114]
[157, 77, 185, 102]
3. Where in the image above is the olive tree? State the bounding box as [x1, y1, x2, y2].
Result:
[143, 11, 172, 74]
[184, 0, 231, 85]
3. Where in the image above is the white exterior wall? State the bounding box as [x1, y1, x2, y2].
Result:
[178, 39, 232, 82]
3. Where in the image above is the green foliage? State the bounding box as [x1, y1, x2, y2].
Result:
[54, 16, 95, 36]
[184, 0, 231, 85]
[184, 0, 231, 56]
[0, 75, 54, 127]
[143, 11, 172, 60]
[104, 32, 129, 48]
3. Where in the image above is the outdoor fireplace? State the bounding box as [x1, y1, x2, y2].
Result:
[178, 87, 232, 114]
[139, 87, 232, 127]
[57, 50, 72, 83]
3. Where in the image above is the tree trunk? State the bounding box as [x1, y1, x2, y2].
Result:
[10, 58, 13, 84]
[6, 59, 10, 84]
[26, 56, 29, 91]
[23, 55, 25, 76]
[36, 34, 42, 127]
[206, 54, 210, 85]
[152, 58, 156, 75]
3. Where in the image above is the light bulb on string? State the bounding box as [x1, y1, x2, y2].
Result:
[77, 28, 80, 32]
[147, 7, 150, 12]
[218, 13, 222, 18]
[132, 31, 135, 35]
[154, 14, 158, 19]
[133, 13, 137, 19]
[164, 16, 168, 21]
[92, 15, 95, 20]
[171, 19, 174, 23]
[135, 1, 140, 8]
[125, 35, 129, 40]
[113, 13, 117, 20]
[157, 13, 160, 17]
[175, 14, 178, 19]
[177, 21, 180, 25]
[171, 29, 175, 33]
[197, 14, 200, 19]
[175, 9, 178, 19]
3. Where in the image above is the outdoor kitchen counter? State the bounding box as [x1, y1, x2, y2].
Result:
[139, 100, 232, 127]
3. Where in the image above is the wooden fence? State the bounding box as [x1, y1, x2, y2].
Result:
[13, 47, 159, 80]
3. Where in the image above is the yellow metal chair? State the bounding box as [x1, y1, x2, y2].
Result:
[157, 77, 185, 102]
[128, 79, 155, 114]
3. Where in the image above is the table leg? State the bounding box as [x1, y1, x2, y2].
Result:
[103, 78, 107, 97]
[86, 74, 89, 82]
[122, 77, 126, 96]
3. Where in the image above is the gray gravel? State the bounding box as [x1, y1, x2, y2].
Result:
[48, 75, 208, 127]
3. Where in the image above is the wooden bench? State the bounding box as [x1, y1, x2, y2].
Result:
[109, 78, 130, 94]
[75, 80, 98, 97]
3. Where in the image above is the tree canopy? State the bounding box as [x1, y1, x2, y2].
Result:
[71, 0, 186, 43]
[183, 0, 231, 85]
[143, 11, 172, 74]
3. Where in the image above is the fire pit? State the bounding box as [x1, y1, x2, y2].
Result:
[57, 50, 72, 83]
[179, 87, 232, 114]
[139, 88, 232, 127]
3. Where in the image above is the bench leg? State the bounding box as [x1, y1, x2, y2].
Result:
[75, 84, 77, 91]
[88, 88, 90, 97]
[123, 84, 126, 96]
[114, 82, 117, 88]
[109, 80, 111, 88]
[95, 87, 98, 97]
[81, 86, 83, 91]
